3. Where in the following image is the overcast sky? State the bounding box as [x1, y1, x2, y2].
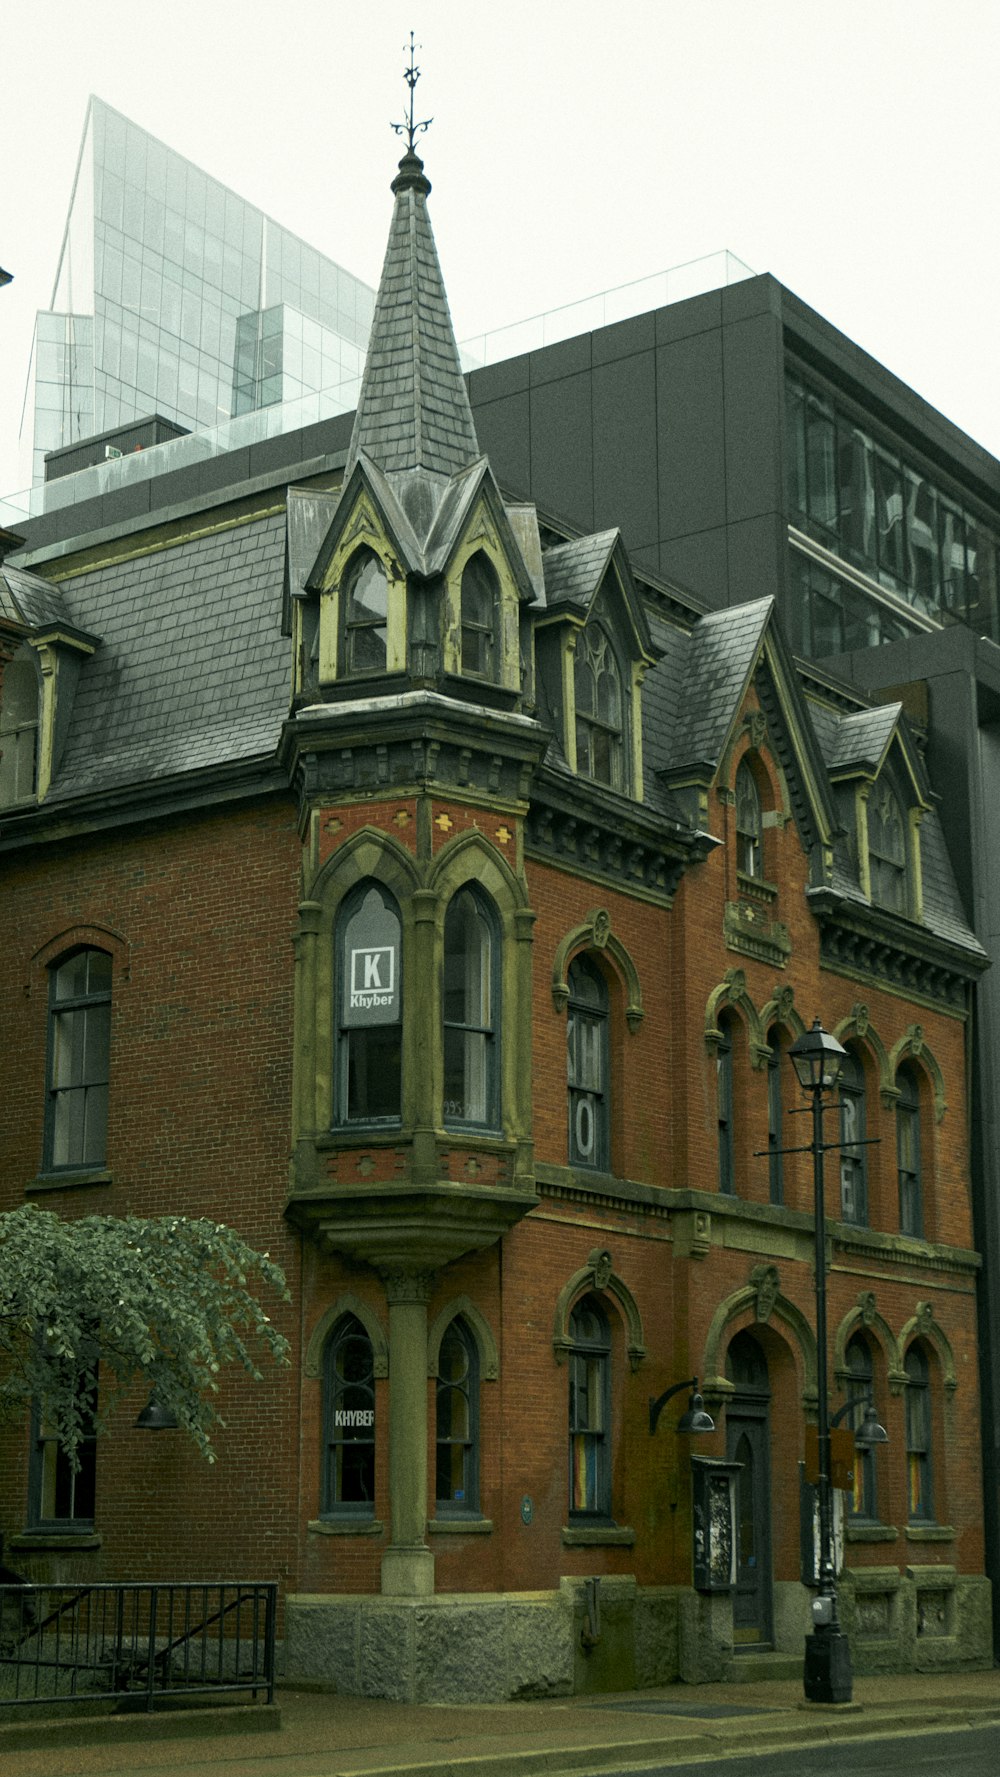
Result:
[3, 0, 999, 499]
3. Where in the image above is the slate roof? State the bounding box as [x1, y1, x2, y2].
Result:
[1, 562, 77, 631]
[824, 704, 901, 775]
[37, 513, 289, 804]
[653, 598, 773, 773]
[343, 152, 480, 483]
[541, 532, 619, 610]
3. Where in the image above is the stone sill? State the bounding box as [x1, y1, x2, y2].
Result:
[307, 1519, 384, 1537]
[846, 1523, 899, 1543]
[428, 1519, 493, 1535]
[27, 1170, 112, 1193]
[906, 1524, 955, 1542]
[9, 1532, 101, 1551]
[561, 1525, 635, 1547]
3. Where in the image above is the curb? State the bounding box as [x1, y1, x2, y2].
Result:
[0, 1701, 281, 1755]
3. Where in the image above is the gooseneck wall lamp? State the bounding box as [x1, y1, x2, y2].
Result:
[788, 1018, 853, 1705]
[649, 1377, 715, 1438]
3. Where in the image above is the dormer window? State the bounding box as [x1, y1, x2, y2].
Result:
[460, 553, 499, 682]
[867, 780, 907, 913]
[735, 759, 763, 878]
[575, 625, 623, 790]
[0, 645, 40, 806]
[342, 549, 388, 676]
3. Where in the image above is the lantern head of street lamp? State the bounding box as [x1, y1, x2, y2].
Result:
[789, 1019, 848, 1094]
[676, 1389, 715, 1435]
[134, 1395, 179, 1431]
[854, 1402, 889, 1450]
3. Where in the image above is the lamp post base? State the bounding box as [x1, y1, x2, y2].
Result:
[803, 1629, 853, 1704]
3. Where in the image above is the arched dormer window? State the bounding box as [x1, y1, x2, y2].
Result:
[575, 626, 623, 791]
[0, 645, 40, 806]
[460, 553, 499, 682]
[868, 779, 907, 913]
[442, 887, 499, 1130]
[334, 881, 402, 1126]
[341, 549, 388, 676]
[735, 759, 763, 878]
[896, 1064, 922, 1237]
[567, 955, 609, 1171]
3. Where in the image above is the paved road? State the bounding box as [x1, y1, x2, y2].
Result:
[588, 1721, 1000, 1777]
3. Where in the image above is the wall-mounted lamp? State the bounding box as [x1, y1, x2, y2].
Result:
[649, 1375, 715, 1437]
[134, 1396, 179, 1431]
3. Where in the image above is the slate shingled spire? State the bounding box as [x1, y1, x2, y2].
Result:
[343, 149, 481, 483]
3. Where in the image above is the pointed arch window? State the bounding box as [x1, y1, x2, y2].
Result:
[838, 1051, 867, 1225]
[568, 1294, 611, 1520]
[845, 1335, 877, 1520]
[717, 1016, 735, 1195]
[443, 887, 498, 1130]
[45, 949, 112, 1171]
[735, 759, 763, 878]
[334, 881, 402, 1126]
[0, 645, 40, 806]
[897, 1065, 922, 1237]
[575, 626, 623, 790]
[460, 553, 499, 682]
[868, 780, 907, 913]
[341, 549, 388, 676]
[321, 1314, 376, 1517]
[435, 1316, 480, 1516]
[766, 1027, 783, 1205]
[567, 956, 609, 1171]
[904, 1343, 933, 1522]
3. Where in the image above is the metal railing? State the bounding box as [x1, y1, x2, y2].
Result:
[0, 1581, 276, 1711]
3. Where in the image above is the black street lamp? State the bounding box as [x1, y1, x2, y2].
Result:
[788, 1017, 853, 1705]
[648, 1376, 715, 1437]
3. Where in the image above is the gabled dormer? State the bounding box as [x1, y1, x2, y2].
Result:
[532, 529, 658, 799]
[1, 550, 100, 808]
[825, 704, 932, 922]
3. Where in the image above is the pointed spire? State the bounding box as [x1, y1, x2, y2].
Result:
[343, 146, 481, 484]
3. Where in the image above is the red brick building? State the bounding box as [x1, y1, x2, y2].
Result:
[0, 144, 991, 1697]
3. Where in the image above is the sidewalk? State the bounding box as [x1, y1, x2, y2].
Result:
[1, 1667, 998, 1777]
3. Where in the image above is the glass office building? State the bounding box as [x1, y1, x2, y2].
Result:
[21, 98, 375, 485]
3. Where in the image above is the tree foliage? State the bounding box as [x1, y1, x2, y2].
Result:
[0, 1206, 290, 1463]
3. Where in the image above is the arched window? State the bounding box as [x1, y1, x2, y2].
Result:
[735, 759, 763, 878]
[334, 881, 402, 1125]
[567, 956, 609, 1171]
[460, 553, 499, 681]
[0, 646, 40, 806]
[904, 1343, 933, 1522]
[838, 1051, 867, 1225]
[341, 549, 388, 676]
[845, 1335, 877, 1520]
[322, 1315, 376, 1517]
[896, 1065, 922, 1236]
[443, 888, 498, 1129]
[45, 949, 112, 1171]
[868, 780, 907, 913]
[574, 626, 623, 790]
[435, 1316, 480, 1517]
[568, 1294, 611, 1520]
[766, 1026, 783, 1205]
[717, 1016, 735, 1195]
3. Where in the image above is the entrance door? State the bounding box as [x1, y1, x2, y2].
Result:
[725, 1331, 773, 1647]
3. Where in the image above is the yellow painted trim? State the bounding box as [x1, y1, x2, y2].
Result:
[856, 782, 873, 899]
[37, 500, 285, 583]
[630, 663, 646, 801]
[909, 806, 925, 923]
[443, 500, 519, 689]
[318, 493, 406, 681]
[561, 632, 578, 772]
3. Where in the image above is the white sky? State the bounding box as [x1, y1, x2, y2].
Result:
[2, 0, 999, 499]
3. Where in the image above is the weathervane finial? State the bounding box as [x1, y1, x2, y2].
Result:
[391, 31, 432, 153]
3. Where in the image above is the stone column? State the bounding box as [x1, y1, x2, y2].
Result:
[380, 1266, 435, 1597]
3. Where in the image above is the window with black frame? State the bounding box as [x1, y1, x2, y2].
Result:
[442, 888, 498, 1130]
[335, 882, 402, 1126]
[29, 1370, 98, 1533]
[459, 553, 499, 681]
[45, 949, 112, 1172]
[766, 1028, 783, 1205]
[904, 1344, 933, 1522]
[574, 625, 624, 790]
[838, 1051, 868, 1225]
[735, 759, 763, 879]
[321, 1315, 376, 1517]
[845, 1335, 877, 1520]
[435, 1317, 479, 1517]
[568, 1294, 611, 1520]
[341, 549, 388, 675]
[567, 956, 609, 1171]
[897, 1065, 922, 1236]
[867, 780, 908, 914]
[717, 1017, 735, 1195]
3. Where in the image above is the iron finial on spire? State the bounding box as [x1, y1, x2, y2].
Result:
[391, 31, 432, 153]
